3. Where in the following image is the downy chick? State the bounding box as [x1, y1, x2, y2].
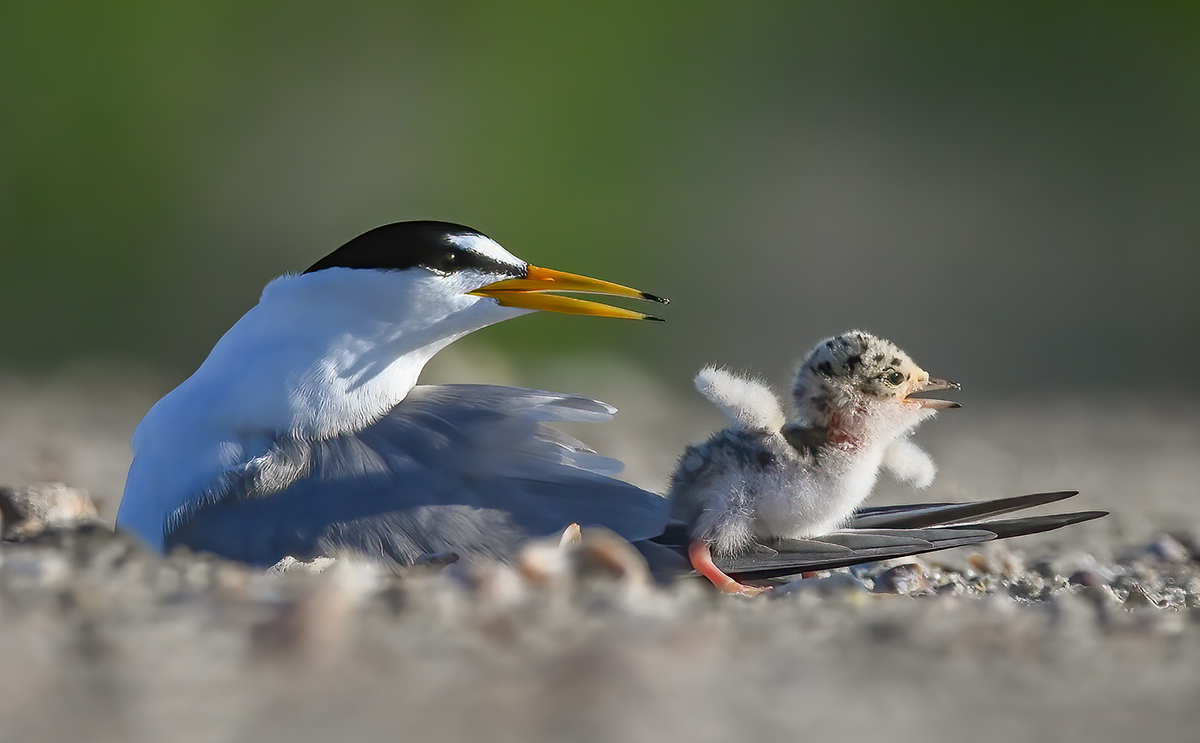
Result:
[669, 330, 959, 594]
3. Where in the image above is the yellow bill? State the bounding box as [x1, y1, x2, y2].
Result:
[470, 265, 668, 321]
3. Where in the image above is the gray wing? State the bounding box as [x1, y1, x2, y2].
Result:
[166, 384, 669, 566]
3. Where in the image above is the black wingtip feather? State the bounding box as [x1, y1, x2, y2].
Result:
[949, 510, 1109, 539]
[851, 490, 1081, 529]
[721, 532, 997, 581]
[698, 499, 1105, 582]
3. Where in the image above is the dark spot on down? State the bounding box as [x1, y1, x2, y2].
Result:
[727, 436, 772, 469]
[818, 361, 834, 376]
[874, 354, 884, 363]
[781, 424, 822, 458]
[844, 354, 862, 372]
[891, 357, 901, 366]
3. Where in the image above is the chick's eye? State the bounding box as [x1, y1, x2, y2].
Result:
[884, 370, 905, 386]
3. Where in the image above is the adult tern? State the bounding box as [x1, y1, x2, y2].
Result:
[117, 221, 670, 565]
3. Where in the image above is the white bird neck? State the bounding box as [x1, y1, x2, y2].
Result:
[792, 380, 927, 451]
[212, 268, 531, 439]
[119, 267, 529, 549]
[784, 396, 930, 535]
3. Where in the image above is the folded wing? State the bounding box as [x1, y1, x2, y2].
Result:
[166, 384, 669, 566]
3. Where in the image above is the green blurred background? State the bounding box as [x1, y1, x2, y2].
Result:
[2, 1, 1198, 394]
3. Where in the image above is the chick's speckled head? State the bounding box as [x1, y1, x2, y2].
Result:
[792, 330, 959, 433]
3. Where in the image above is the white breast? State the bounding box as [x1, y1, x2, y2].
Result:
[753, 443, 888, 540]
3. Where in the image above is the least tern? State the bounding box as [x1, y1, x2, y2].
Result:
[665, 330, 1104, 594]
[116, 221, 671, 565]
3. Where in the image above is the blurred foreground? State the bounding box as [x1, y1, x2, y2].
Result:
[0, 359, 1198, 743]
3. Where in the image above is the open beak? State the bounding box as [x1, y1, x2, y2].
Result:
[904, 377, 962, 410]
[470, 265, 668, 321]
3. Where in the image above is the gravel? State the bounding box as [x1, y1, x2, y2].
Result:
[1, 365, 1197, 743]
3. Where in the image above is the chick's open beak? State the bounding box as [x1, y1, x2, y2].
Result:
[470, 265, 668, 321]
[905, 377, 962, 410]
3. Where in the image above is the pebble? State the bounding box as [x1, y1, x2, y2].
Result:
[1139, 534, 1191, 564]
[1121, 583, 1168, 610]
[871, 563, 931, 595]
[1069, 569, 1108, 588]
[515, 524, 653, 591]
[968, 547, 1025, 578]
[267, 556, 340, 575]
[0, 482, 102, 541]
[772, 571, 867, 598]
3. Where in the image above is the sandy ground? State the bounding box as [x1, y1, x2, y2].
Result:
[1, 362, 1198, 743]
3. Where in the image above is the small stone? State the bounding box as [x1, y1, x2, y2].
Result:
[266, 556, 339, 575]
[0, 483, 102, 541]
[516, 525, 651, 590]
[923, 551, 981, 577]
[772, 571, 867, 598]
[933, 580, 966, 597]
[968, 547, 1025, 578]
[1121, 583, 1168, 609]
[1008, 573, 1050, 601]
[0, 548, 73, 589]
[1069, 570, 1107, 588]
[1049, 552, 1118, 582]
[871, 563, 930, 595]
[573, 528, 653, 587]
[1140, 534, 1191, 564]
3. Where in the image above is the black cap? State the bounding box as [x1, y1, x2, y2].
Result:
[303, 221, 524, 277]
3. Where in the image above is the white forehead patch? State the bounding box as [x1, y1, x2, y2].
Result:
[446, 233, 526, 270]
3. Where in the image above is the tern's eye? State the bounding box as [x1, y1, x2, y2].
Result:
[426, 248, 468, 274]
[883, 370, 905, 386]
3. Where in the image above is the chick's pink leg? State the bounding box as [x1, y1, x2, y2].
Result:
[688, 541, 770, 596]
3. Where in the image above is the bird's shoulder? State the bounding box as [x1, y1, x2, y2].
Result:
[672, 426, 810, 484]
